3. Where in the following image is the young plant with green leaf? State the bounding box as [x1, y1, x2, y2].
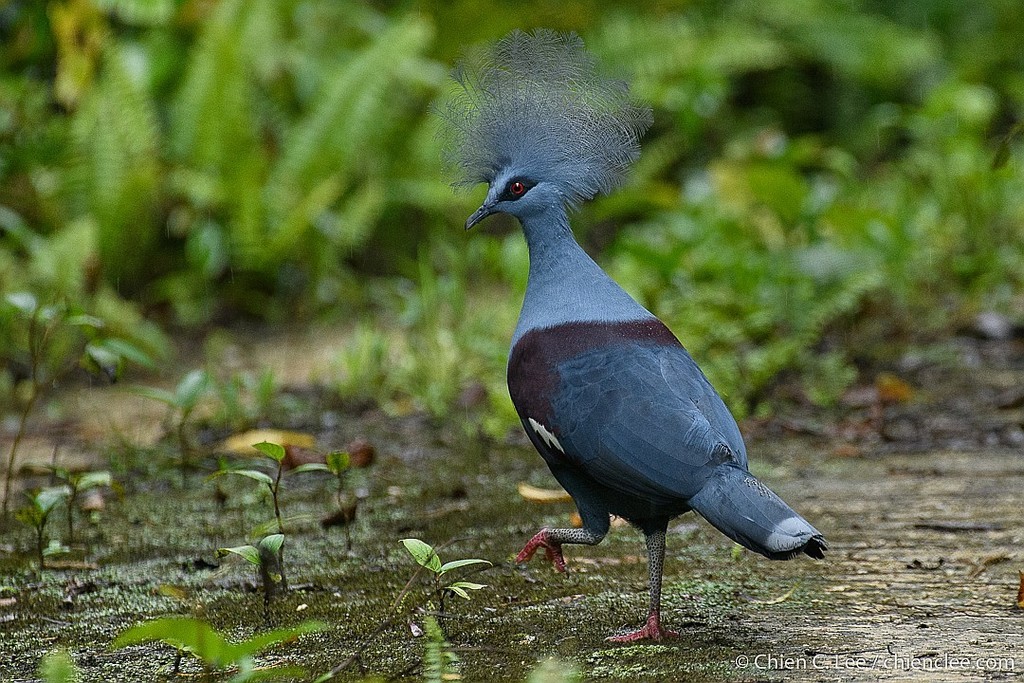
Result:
[2, 293, 153, 518]
[15, 487, 69, 570]
[47, 468, 111, 544]
[313, 539, 491, 682]
[37, 649, 79, 683]
[214, 441, 328, 535]
[421, 615, 459, 683]
[211, 369, 289, 432]
[217, 533, 288, 610]
[136, 369, 211, 478]
[398, 538, 490, 621]
[112, 615, 325, 681]
[322, 450, 358, 549]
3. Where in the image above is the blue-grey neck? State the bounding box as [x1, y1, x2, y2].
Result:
[511, 204, 655, 348]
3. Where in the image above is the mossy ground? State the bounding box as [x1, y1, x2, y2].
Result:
[2, 337, 1024, 681]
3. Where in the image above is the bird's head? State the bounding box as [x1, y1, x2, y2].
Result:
[439, 29, 651, 231]
[463, 170, 560, 230]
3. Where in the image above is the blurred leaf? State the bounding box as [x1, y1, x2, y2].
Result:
[34, 487, 70, 516]
[65, 314, 104, 329]
[75, 471, 112, 490]
[326, 450, 350, 474]
[112, 615, 324, 673]
[71, 45, 161, 288]
[400, 538, 441, 573]
[99, 338, 155, 369]
[133, 386, 177, 406]
[174, 370, 210, 410]
[219, 469, 274, 487]
[445, 580, 486, 600]
[258, 533, 285, 555]
[220, 430, 316, 455]
[49, 0, 106, 107]
[112, 616, 232, 666]
[517, 483, 572, 504]
[83, 342, 121, 380]
[438, 558, 491, 575]
[37, 649, 79, 683]
[5, 292, 38, 316]
[252, 441, 286, 463]
[217, 544, 260, 566]
[290, 463, 330, 474]
[527, 658, 580, 683]
[225, 621, 327, 664]
[43, 539, 71, 558]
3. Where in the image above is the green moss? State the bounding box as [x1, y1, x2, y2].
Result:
[1, 415, 851, 682]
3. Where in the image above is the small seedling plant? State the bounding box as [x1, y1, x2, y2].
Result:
[16, 487, 69, 570]
[213, 369, 286, 431]
[136, 369, 211, 481]
[214, 441, 328, 534]
[314, 539, 490, 682]
[112, 615, 325, 681]
[3, 293, 152, 518]
[47, 468, 111, 543]
[421, 615, 459, 683]
[217, 533, 288, 611]
[398, 538, 490, 620]
[37, 649, 78, 683]
[324, 450, 357, 549]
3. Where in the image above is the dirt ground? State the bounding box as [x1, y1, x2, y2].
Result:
[0, 333, 1022, 682]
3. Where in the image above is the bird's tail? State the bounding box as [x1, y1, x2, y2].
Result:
[688, 463, 827, 560]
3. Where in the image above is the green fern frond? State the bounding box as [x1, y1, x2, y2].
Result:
[70, 43, 160, 289]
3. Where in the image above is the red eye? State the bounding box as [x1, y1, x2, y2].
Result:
[509, 181, 525, 197]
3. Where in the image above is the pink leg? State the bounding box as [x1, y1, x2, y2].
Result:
[514, 526, 605, 572]
[606, 527, 679, 643]
[607, 609, 679, 643]
[515, 528, 567, 572]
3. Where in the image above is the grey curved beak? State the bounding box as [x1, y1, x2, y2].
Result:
[465, 201, 496, 230]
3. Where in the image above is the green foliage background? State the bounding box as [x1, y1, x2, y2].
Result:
[2, 0, 1022, 426]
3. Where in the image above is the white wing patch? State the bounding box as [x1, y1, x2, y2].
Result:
[528, 417, 564, 454]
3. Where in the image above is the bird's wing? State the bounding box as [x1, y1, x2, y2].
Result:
[551, 343, 747, 506]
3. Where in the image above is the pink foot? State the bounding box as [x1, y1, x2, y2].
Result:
[515, 529, 567, 572]
[607, 611, 679, 643]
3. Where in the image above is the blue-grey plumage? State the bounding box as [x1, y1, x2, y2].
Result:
[442, 28, 826, 642]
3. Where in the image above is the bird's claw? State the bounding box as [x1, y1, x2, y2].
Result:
[515, 529, 567, 572]
[606, 611, 679, 643]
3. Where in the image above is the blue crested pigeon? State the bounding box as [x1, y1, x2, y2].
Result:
[441, 29, 826, 642]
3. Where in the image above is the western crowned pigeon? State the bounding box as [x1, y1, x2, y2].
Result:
[441, 28, 826, 642]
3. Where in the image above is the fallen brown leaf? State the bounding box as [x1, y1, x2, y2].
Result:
[876, 373, 913, 403]
[749, 585, 797, 604]
[347, 438, 376, 468]
[570, 511, 626, 528]
[1017, 571, 1024, 610]
[966, 553, 1010, 578]
[220, 429, 316, 455]
[517, 483, 572, 503]
[282, 445, 322, 469]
